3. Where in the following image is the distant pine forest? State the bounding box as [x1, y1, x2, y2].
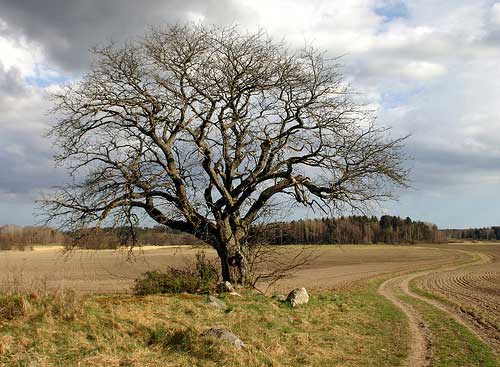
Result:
[1, 216, 498, 250]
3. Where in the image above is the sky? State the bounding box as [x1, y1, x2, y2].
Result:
[0, 0, 499, 229]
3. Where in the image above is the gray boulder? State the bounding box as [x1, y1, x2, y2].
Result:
[203, 328, 245, 348]
[286, 287, 309, 307]
[207, 295, 228, 310]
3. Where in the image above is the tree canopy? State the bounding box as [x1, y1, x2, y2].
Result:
[42, 24, 409, 284]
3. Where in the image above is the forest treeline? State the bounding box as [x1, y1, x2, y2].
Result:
[444, 227, 500, 241]
[251, 216, 446, 245]
[7, 215, 493, 250]
[0, 225, 66, 250]
[0, 225, 202, 250]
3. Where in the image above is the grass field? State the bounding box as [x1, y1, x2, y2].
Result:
[0, 281, 410, 367]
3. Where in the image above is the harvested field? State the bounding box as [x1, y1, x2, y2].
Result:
[415, 243, 500, 352]
[0, 245, 466, 294]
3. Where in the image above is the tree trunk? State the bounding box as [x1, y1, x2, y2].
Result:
[211, 220, 250, 286]
[216, 246, 232, 283]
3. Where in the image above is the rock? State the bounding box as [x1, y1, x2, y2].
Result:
[285, 287, 309, 307]
[203, 328, 245, 348]
[207, 295, 228, 310]
[272, 294, 287, 302]
[216, 281, 235, 293]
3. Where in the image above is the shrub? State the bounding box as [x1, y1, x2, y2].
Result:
[133, 251, 219, 295]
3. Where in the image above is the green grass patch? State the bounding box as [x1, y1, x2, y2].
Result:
[0, 281, 409, 367]
[399, 294, 499, 367]
[409, 279, 455, 307]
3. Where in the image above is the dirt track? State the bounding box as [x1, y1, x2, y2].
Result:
[416, 244, 500, 353]
[379, 244, 500, 366]
[379, 273, 433, 367]
[1, 243, 498, 364]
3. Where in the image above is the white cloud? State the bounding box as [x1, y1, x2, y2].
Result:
[399, 61, 446, 80]
[1, 0, 500, 226]
[234, 0, 380, 52]
[491, 3, 500, 26]
[0, 33, 41, 77]
[186, 11, 206, 23]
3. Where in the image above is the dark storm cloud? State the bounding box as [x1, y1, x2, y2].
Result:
[0, 0, 249, 204]
[0, 63, 64, 195]
[0, 133, 63, 194]
[0, 0, 499, 227]
[0, 97, 64, 195]
[0, 62, 25, 97]
[0, 0, 246, 72]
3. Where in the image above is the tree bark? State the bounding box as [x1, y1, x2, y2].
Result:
[216, 246, 232, 283]
[212, 221, 249, 285]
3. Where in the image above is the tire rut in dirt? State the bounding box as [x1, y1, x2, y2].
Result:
[378, 250, 495, 366]
[415, 259, 500, 353]
[379, 275, 432, 367]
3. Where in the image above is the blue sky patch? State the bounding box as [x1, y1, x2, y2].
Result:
[382, 88, 415, 109]
[375, 1, 409, 22]
[24, 63, 70, 87]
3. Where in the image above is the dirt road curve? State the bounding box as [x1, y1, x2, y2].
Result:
[378, 248, 494, 367]
[417, 244, 500, 352]
[379, 274, 433, 367]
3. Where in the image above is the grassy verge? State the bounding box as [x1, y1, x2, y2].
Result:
[409, 279, 455, 307]
[0, 281, 408, 367]
[409, 253, 500, 342]
[398, 294, 499, 367]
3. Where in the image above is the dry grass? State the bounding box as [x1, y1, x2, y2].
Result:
[0, 281, 408, 367]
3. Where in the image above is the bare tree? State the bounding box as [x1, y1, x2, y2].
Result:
[41, 24, 408, 286]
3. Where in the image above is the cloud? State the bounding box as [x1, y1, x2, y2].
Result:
[0, 0, 246, 72]
[0, 35, 41, 76]
[493, 3, 500, 25]
[0, 0, 499, 226]
[0, 62, 25, 97]
[0, 83, 64, 194]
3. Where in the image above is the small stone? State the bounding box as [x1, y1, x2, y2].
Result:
[207, 295, 228, 310]
[203, 328, 245, 348]
[285, 287, 309, 307]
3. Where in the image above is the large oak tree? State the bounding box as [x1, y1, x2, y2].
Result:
[42, 24, 408, 285]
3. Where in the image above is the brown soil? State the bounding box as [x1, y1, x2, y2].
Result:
[415, 243, 500, 353]
[0, 245, 462, 294]
[267, 245, 467, 292]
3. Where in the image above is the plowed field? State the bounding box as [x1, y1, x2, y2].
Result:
[416, 243, 500, 352]
[0, 245, 466, 294]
